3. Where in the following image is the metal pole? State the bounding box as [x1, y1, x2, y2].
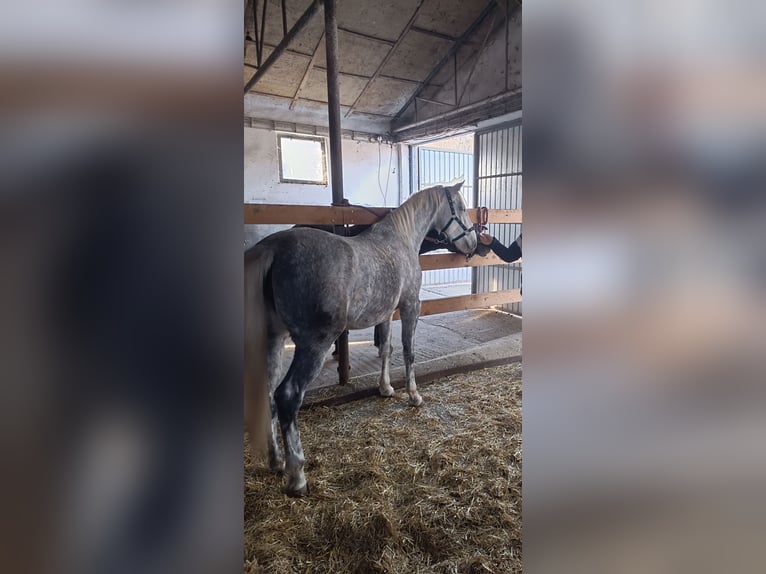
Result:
[281, 0, 288, 37]
[323, 0, 350, 384]
[324, 0, 344, 206]
[252, 0, 262, 66]
[259, 0, 269, 65]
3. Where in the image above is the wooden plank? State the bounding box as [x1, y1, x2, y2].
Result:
[303, 355, 522, 409]
[470, 208, 522, 224]
[393, 289, 522, 320]
[244, 203, 522, 226]
[243, 204, 391, 225]
[419, 252, 522, 270]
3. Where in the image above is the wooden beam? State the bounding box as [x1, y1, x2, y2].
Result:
[393, 289, 521, 319]
[244, 203, 522, 225]
[419, 252, 520, 271]
[468, 207, 522, 224]
[244, 203, 391, 225]
[303, 355, 521, 409]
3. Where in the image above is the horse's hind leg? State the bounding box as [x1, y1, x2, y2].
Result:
[377, 319, 395, 397]
[274, 343, 330, 496]
[400, 302, 423, 407]
[266, 331, 288, 472]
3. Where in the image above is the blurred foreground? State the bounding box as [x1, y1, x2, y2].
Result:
[0, 2, 243, 573]
[524, 1, 766, 572]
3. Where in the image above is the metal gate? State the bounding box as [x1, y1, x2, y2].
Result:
[415, 147, 474, 286]
[473, 121, 522, 314]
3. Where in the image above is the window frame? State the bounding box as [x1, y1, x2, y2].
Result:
[277, 133, 329, 186]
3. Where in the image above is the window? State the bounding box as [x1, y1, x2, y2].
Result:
[277, 134, 328, 185]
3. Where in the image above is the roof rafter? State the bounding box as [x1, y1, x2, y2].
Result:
[244, 0, 323, 94]
[391, 0, 498, 124]
[342, 0, 426, 118]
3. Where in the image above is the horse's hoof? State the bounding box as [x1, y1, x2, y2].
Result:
[409, 394, 423, 407]
[285, 482, 309, 497]
[379, 385, 395, 397]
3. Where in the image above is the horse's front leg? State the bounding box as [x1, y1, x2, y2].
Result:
[400, 302, 423, 407]
[274, 343, 329, 496]
[376, 319, 395, 397]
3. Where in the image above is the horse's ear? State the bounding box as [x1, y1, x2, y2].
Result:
[445, 177, 465, 193]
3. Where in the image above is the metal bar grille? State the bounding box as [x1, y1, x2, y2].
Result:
[473, 120, 522, 314]
[416, 146, 474, 287]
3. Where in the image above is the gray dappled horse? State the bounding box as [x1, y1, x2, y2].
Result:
[296, 221, 492, 357]
[245, 181, 478, 496]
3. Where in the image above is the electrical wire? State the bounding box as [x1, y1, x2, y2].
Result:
[377, 141, 394, 205]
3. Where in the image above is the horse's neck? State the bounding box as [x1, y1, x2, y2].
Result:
[375, 190, 439, 253]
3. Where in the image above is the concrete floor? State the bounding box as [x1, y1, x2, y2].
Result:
[280, 284, 522, 399]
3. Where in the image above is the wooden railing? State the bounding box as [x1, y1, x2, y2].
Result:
[245, 203, 522, 317]
[245, 204, 522, 226]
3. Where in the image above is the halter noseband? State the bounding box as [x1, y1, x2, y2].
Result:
[439, 189, 476, 246]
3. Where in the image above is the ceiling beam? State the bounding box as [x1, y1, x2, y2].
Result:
[457, 8, 498, 107]
[290, 31, 325, 110]
[337, 26, 395, 46]
[410, 26, 457, 42]
[392, 90, 521, 142]
[245, 58, 422, 86]
[244, 0, 322, 94]
[343, 0, 426, 118]
[416, 96, 454, 107]
[391, 0, 498, 123]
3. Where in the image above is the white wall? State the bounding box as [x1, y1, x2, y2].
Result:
[244, 126, 402, 247]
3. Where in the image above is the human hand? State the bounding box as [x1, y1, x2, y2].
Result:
[479, 233, 493, 246]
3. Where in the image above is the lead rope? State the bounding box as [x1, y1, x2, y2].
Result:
[477, 206, 489, 233]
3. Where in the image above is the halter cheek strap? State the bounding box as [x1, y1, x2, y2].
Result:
[440, 190, 476, 243]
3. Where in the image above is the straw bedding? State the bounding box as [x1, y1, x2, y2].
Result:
[245, 362, 522, 574]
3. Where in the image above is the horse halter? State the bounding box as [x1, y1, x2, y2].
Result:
[439, 189, 476, 247]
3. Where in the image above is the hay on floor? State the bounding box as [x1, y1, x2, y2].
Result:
[245, 362, 522, 574]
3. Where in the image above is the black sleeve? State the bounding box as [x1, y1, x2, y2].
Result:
[419, 235, 443, 254]
[419, 230, 455, 254]
[490, 237, 522, 263]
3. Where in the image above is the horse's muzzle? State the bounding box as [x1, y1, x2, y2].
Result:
[461, 238, 479, 259]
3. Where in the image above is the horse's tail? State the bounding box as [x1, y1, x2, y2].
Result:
[244, 247, 274, 455]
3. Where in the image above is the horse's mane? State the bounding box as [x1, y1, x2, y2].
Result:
[385, 186, 440, 238]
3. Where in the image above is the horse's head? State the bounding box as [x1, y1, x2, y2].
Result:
[435, 180, 478, 256]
